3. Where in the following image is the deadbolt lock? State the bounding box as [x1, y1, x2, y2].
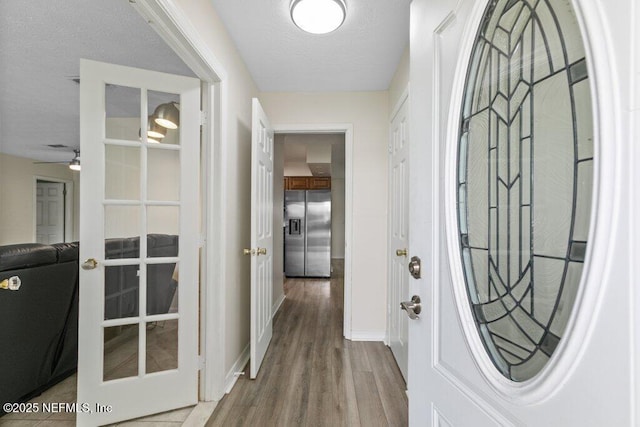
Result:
[395, 248, 408, 257]
[408, 256, 421, 279]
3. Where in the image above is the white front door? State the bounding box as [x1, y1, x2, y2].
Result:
[388, 89, 410, 380]
[36, 181, 65, 244]
[78, 59, 200, 425]
[249, 98, 274, 379]
[408, 0, 636, 425]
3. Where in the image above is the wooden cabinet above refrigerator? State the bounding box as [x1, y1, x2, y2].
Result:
[284, 176, 331, 190]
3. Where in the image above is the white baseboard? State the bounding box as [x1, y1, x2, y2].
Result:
[350, 330, 386, 342]
[272, 294, 286, 318]
[222, 295, 284, 396]
[223, 343, 250, 394]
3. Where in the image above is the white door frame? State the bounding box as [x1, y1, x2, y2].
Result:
[33, 176, 74, 243]
[130, 0, 228, 402]
[274, 123, 354, 339]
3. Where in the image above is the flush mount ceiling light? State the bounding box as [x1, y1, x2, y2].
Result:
[290, 0, 346, 34]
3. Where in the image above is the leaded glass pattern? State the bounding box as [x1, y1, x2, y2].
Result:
[457, 0, 594, 381]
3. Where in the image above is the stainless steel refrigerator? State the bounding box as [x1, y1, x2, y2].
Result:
[284, 190, 331, 277]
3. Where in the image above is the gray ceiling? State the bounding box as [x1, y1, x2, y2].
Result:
[0, 0, 195, 163]
[0, 0, 410, 163]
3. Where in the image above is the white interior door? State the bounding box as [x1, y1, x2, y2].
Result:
[78, 59, 200, 425]
[249, 98, 274, 379]
[388, 90, 410, 381]
[409, 0, 635, 425]
[36, 181, 64, 244]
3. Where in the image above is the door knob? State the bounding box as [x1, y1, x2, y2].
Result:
[244, 248, 267, 256]
[81, 258, 98, 270]
[395, 248, 407, 257]
[400, 295, 422, 320]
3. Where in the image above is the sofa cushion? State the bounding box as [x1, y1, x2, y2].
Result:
[51, 242, 79, 263]
[147, 234, 179, 257]
[0, 244, 57, 272]
[105, 237, 140, 259]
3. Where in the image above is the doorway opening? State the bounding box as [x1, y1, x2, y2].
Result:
[34, 177, 74, 244]
[272, 125, 353, 337]
[279, 134, 344, 280]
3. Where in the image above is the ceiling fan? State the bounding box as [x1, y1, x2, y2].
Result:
[34, 149, 81, 171]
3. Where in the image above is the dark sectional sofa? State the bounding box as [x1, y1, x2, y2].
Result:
[0, 242, 79, 413]
[104, 234, 179, 319]
[0, 234, 178, 413]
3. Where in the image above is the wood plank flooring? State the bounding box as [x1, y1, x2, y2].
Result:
[207, 262, 408, 427]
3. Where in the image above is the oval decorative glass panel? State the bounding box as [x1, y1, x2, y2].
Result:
[457, 0, 594, 382]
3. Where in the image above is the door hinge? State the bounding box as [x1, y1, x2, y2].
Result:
[200, 110, 207, 126]
[199, 235, 206, 248]
[388, 143, 393, 153]
[198, 355, 205, 371]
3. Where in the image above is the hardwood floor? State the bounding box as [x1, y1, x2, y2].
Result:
[207, 261, 408, 427]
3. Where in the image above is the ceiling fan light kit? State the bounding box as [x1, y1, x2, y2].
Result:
[290, 0, 346, 34]
[68, 149, 81, 171]
[68, 158, 81, 171]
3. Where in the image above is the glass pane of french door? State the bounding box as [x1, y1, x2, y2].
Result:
[102, 85, 183, 380]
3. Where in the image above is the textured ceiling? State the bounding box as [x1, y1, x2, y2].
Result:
[1, 0, 410, 163]
[0, 0, 195, 163]
[210, 0, 410, 92]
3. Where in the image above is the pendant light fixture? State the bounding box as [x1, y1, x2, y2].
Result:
[139, 116, 166, 143]
[146, 116, 167, 139]
[290, 0, 346, 34]
[153, 102, 180, 130]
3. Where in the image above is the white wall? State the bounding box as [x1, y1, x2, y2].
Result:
[283, 162, 313, 176]
[0, 152, 79, 246]
[330, 141, 345, 259]
[259, 91, 389, 338]
[389, 46, 410, 109]
[171, 0, 260, 388]
[330, 177, 346, 259]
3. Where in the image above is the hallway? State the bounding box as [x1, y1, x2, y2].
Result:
[207, 262, 408, 426]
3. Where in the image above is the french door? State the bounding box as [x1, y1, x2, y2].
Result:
[78, 59, 200, 425]
[408, 0, 636, 425]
